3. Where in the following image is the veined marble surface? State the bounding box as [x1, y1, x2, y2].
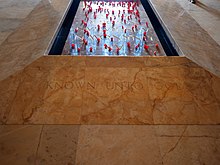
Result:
[0, 0, 219, 81]
[0, 0, 72, 81]
[150, 0, 220, 77]
[0, 56, 219, 124]
[0, 0, 41, 45]
[0, 125, 220, 165]
[0, 1, 219, 124]
[176, 0, 220, 45]
[0, 1, 220, 163]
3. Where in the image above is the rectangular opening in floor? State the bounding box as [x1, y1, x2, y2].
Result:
[49, 0, 179, 56]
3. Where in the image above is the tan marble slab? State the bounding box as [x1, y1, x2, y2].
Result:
[0, 125, 219, 165]
[155, 125, 220, 165]
[0, 125, 42, 165]
[0, 56, 220, 124]
[76, 125, 220, 165]
[176, 0, 220, 45]
[36, 125, 80, 165]
[76, 125, 163, 165]
[0, 0, 71, 81]
[0, 0, 219, 83]
[0, 0, 42, 45]
[150, 0, 220, 77]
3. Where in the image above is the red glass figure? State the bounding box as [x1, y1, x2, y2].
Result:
[127, 42, 131, 49]
[97, 24, 100, 31]
[84, 22, 87, 27]
[135, 24, 137, 29]
[111, 37, 114, 42]
[102, 22, 106, 28]
[104, 33, 107, 38]
[144, 44, 149, 51]
[112, 21, 115, 26]
[135, 43, 140, 50]
[155, 44, 159, 48]
[154, 51, 157, 55]
[83, 39, 88, 45]
[143, 31, 147, 36]
[146, 22, 149, 28]
[89, 7, 92, 12]
[90, 47, 93, 52]
[77, 48, 80, 53]
[116, 48, 120, 54]
[71, 44, 75, 49]
[97, 38, 101, 43]
[104, 44, 108, 49]
[75, 28, 78, 33]
[108, 47, 112, 52]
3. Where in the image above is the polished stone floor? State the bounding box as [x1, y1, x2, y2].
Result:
[1, 125, 220, 165]
[176, 0, 220, 45]
[0, 0, 220, 164]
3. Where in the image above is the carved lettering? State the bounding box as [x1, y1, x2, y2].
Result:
[87, 82, 96, 89]
[133, 82, 144, 90]
[75, 81, 84, 89]
[47, 81, 54, 89]
[46, 81, 144, 91]
[55, 82, 63, 89]
[65, 82, 73, 89]
[106, 82, 114, 90]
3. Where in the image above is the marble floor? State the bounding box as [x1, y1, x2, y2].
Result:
[1, 125, 220, 165]
[0, 0, 220, 164]
[176, 0, 220, 45]
[0, 0, 42, 45]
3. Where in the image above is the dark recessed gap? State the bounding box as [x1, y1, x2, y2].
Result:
[140, 0, 178, 56]
[49, 0, 80, 55]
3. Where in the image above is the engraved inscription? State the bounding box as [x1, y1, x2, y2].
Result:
[46, 81, 144, 91]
